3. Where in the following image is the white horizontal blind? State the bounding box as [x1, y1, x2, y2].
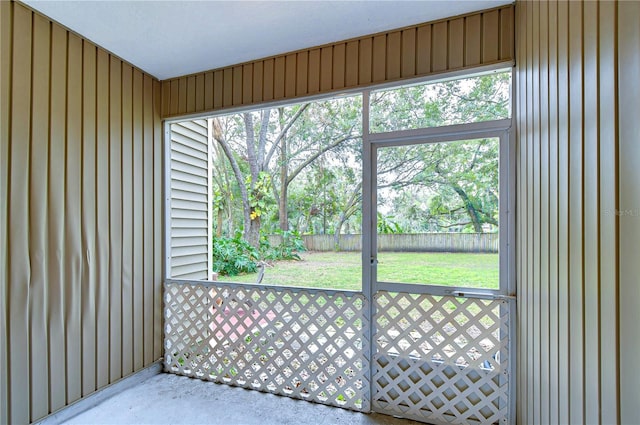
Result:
[169, 120, 210, 279]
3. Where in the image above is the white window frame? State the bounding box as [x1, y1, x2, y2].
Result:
[363, 119, 515, 298]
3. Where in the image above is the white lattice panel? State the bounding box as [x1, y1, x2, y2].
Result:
[164, 282, 370, 411]
[373, 292, 510, 424]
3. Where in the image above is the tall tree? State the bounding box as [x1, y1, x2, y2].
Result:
[212, 111, 272, 247]
[211, 97, 360, 246]
[377, 138, 499, 233]
[373, 73, 508, 233]
[209, 72, 509, 245]
[272, 97, 361, 231]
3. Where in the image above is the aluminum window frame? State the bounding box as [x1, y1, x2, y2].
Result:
[364, 124, 513, 298]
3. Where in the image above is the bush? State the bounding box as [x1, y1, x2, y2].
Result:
[260, 230, 306, 261]
[212, 232, 259, 276]
[212, 230, 305, 278]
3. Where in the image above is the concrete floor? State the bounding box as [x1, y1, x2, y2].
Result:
[64, 373, 425, 425]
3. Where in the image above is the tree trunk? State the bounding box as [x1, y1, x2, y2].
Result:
[279, 184, 288, 231]
[452, 184, 483, 232]
[333, 212, 346, 250]
[247, 216, 261, 248]
[227, 203, 233, 236]
[278, 109, 289, 231]
[333, 182, 361, 249]
[211, 118, 254, 244]
[216, 209, 223, 237]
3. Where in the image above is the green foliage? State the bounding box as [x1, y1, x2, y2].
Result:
[212, 230, 307, 277]
[378, 137, 499, 233]
[247, 171, 273, 220]
[370, 72, 510, 132]
[376, 213, 404, 234]
[212, 232, 259, 276]
[260, 230, 306, 261]
[211, 71, 510, 242]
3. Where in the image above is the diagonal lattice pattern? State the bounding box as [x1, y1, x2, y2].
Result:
[164, 282, 370, 411]
[373, 292, 510, 424]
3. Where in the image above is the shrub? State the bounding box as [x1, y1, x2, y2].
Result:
[260, 230, 306, 261]
[212, 231, 305, 278]
[212, 232, 259, 276]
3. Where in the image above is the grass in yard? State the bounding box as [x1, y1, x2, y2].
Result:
[378, 252, 498, 288]
[225, 251, 498, 290]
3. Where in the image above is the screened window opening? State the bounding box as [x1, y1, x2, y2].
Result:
[376, 138, 500, 289]
[167, 95, 364, 290]
[369, 70, 511, 133]
[166, 69, 512, 293]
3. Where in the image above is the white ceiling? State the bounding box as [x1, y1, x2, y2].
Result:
[23, 0, 511, 81]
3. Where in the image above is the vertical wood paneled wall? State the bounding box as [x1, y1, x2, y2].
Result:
[617, 2, 640, 422]
[0, 2, 164, 424]
[160, 5, 515, 119]
[515, 1, 639, 423]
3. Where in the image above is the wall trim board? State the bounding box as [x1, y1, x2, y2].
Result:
[160, 4, 515, 119]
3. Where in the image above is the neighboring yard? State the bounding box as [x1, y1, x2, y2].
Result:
[226, 251, 499, 290]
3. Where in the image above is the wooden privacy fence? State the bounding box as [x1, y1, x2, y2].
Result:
[267, 233, 498, 253]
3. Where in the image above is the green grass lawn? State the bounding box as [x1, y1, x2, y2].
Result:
[226, 251, 498, 290]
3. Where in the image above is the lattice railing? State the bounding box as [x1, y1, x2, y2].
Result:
[164, 281, 370, 411]
[372, 291, 510, 424]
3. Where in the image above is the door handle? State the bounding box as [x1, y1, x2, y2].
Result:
[448, 290, 516, 301]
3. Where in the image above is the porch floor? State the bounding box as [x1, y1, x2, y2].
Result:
[64, 373, 423, 425]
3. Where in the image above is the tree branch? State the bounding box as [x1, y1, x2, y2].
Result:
[242, 113, 259, 181]
[287, 135, 355, 185]
[265, 103, 310, 166]
[437, 221, 473, 228]
[257, 109, 271, 170]
[212, 118, 252, 235]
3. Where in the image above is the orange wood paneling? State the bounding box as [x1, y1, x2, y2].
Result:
[308, 48, 320, 94]
[401, 28, 416, 77]
[296, 51, 308, 95]
[285, 54, 296, 98]
[416, 24, 432, 74]
[273, 56, 285, 99]
[332, 43, 346, 90]
[233, 65, 243, 105]
[448, 18, 464, 69]
[372, 34, 386, 82]
[465, 15, 482, 66]
[222, 67, 232, 107]
[431, 21, 448, 72]
[345, 41, 359, 86]
[358, 38, 373, 85]
[320, 46, 333, 92]
[386, 31, 401, 80]
[243, 64, 253, 105]
[482, 9, 500, 63]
